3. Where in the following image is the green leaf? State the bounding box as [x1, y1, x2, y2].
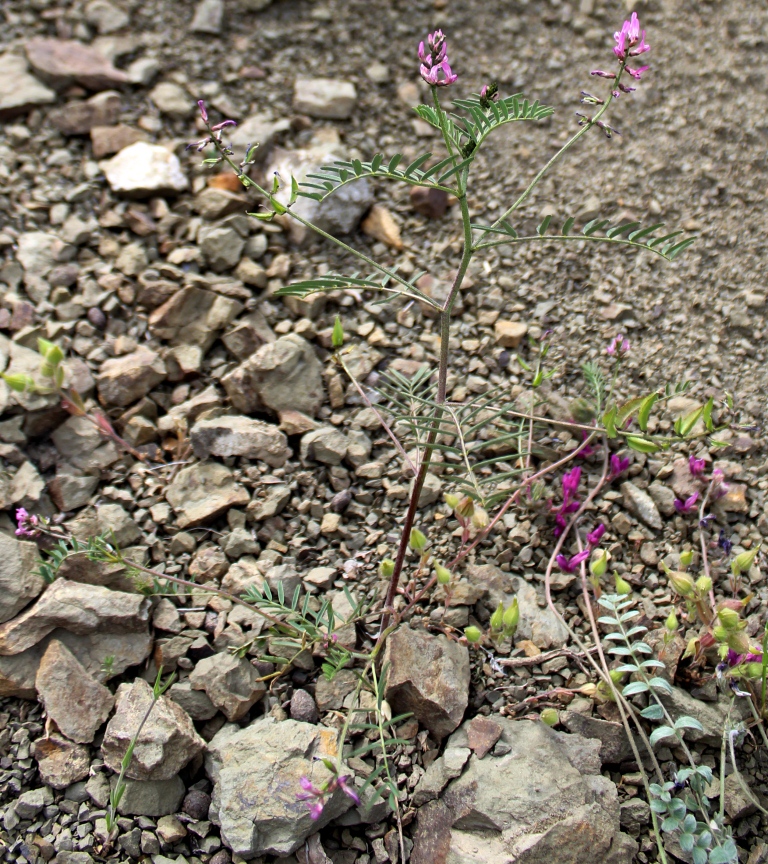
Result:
[537, 215, 552, 236]
[701, 397, 715, 432]
[606, 221, 641, 238]
[404, 152, 433, 177]
[603, 405, 618, 438]
[626, 436, 660, 454]
[637, 393, 658, 432]
[673, 716, 704, 733]
[617, 395, 646, 427]
[562, 216, 574, 236]
[679, 833, 695, 853]
[679, 405, 704, 437]
[621, 681, 649, 696]
[648, 676, 674, 694]
[387, 153, 403, 172]
[650, 725, 676, 747]
[640, 703, 665, 720]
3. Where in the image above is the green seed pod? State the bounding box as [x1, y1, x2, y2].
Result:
[489, 601, 504, 633]
[331, 316, 344, 349]
[1, 372, 36, 392]
[678, 549, 693, 569]
[379, 559, 395, 578]
[667, 570, 695, 598]
[409, 528, 427, 552]
[712, 625, 728, 643]
[540, 708, 559, 727]
[732, 546, 760, 577]
[727, 629, 751, 655]
[455, 496, 475, 520]
[590, 550, 608, 578]
[665, 611, 678, 632]
[435, 563, 452, 585]
[471, 506, 489, 530]
[695, 575, 712, 594]
[744, 662, 763, 679]
[614, 573, 632, 596]
[717, 606, 740, 630]
[37, 338, 64, 367]
[464, 626, 482, 644]
[502, 597, 519, 638]
[443, 493, 461, 511]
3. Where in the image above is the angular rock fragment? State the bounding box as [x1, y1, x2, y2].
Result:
[189, 652, 266, 721]
[165, 463, 250, 528]
[383, 626, 469, 739]
[32, 734, 91, 789]
[100, 141, 188, 196]
[113, 775, 186, 817]
[102, 678, 205, 780]
[0, 531, 44, 624]
[0, 53, 56, 120]
[97, 347, 166, 407]
[48, 90, 121, 135]
[35, 639, 115, 743]
[25, 38, 129, 90]
[191, 415, 290, 466]
[293, 77, 357, 119]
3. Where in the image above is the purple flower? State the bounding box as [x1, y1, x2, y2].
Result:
[211, 119, 237, 132]
[689, 455, 707, 477]
[419, 30, 457, 87]
[586, 524, 606, 547]
[674, 492, 699, 514]
[556, 550, 591, 573]
[337, 775, 361, 806]
[607, 334, 630, 356]
[198, 100, 208, 123]
[613, 12, 649, 61]
[609, 454, 630, 480]
[15, 508, 39, 538]
[577, 430, 597, 457]
[718, 529, 733, 556]
[562, 466, 581, 506]
[626, 65, 650, 80]
[726, 648, 762, 667]
[591, 70, 616, 79]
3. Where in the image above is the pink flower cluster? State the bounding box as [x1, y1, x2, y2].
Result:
[591, 11, 650, 91]
[556, 524, 605, 573]
[674, 460, 729, 513]
[418, 30, 457, 87]
[15, 508, 39, 538]
[553, 466, 582, 537]
[297, 771, 361, 820]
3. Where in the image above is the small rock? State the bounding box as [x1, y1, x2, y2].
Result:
[620, 798, 651, 834]
[97, 347, 166, 406]
[206, 717, 354, 857]
[102, 678, 205, 780]
[48, 90, 121, 134]
[183, 789, 211, 820]
[199, 224, 245, 272]
[321, 512, 341, 535]
[361, 204, 403, 249]
[189, 652, 266, 721]
[621, 481, 663, 530]
[35, 639, 114, 743]
[90, 123, 147, 158]
[410, 186, 449, 219]
[168, 681, 218, 721]
[494, 320, 528, 348]
[194, 187, 249, 220]
[301, 426, 348, 465]
[416, 471, 442, 507]
[229, 112, 290, 157]
[223, 334, 325, 417]
[658, 686, 730, 745]
[723, 772, 757, 820]
[293, 77, 357, 119]
[191, 415, 290, 466]
[14, 787, 53, 820]
[290, 689, 319, 723]
[190, 0, 224, 33]
[0, 53, 55, 121]
[97, 502, 141, 546]
[156, 814, 188, 844]
[100, 141, 188, 196]
[247, 483, 291, 522]
[0, 531, 44, 624]
[466, 716, 503, 759]
[648, 480, 677, 517]
[113, 775, 186, 817]
[304, 566, 336, 590]
[85, 0, 130, 33]
[150, 81, 194, 117]
[165, 462, 250, 528]
[561, 710, 633, 764]
[383, 626, 469, 740]
[25, 38, 129, 90]
[32, 734, 90, 789]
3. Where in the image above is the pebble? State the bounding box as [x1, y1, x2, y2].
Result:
[100, 141, 189, 196]
[0, 53, 56, 120]
[293, 77, 357, 119]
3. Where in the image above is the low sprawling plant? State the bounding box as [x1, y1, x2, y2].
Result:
[6, 11, 766, 862]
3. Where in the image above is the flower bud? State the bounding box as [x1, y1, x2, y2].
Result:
[667, 570, 695, 598]
[455, 496, 475, 519]
[717, 606, 740, 630]
[712, 625, 728, 643]
[331, 316, 344, 349]
[679, 549, 693, 569]
[443, 493, 461, 511]
[590, 550, 608, 578]
[464, 626, 482, 644]
[695, 575, 712, 594]
[490, 602, 504, 632]
[502, 597, 519, 637]
[471, 506, 489, 530]
[379, 559, 395, 578]
[665, 611, 678, 632]
[609, 668, 626, 686]
[409, 528, 427, 552]
[744, 662, 763, 679]
[614, 573, 632, 595]
[732, 546, 760, 576]
[37, 338, 64, 367]
[540, 708, 559, 727]
[727, 629, 751, 656]
[1, 372, 36, 392]
[435, 563, 452, 585]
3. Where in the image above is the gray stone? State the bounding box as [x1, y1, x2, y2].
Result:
[84, 0, 130, 33]
[658, 686, 731, 745]
[100, 142, 188, 196]
[619, 798, 651, 834]
[314, 668, 357, 712]
[0, 579, 149, 655]
[223, 334, 324, 417]
[48, 90, 121, 135]
[428, 718, 636, 864]
[97, 347, 166, 407]
[150, 81, 194, 117]
[15, 231, 74, 303]
[289, 688, 318, 723]
[648, 481, 677, 517]
[723, 772, 757, 820]
[102, 678, 205, 780]
[300, 426, 348, 465]
[97, 502, 141, 546]
[32, 734, 91, 789]
[229, 112, 290, 157]
[293, 78, 357, 119]
[199, 225, 244, 272]
[247, 483, 291, 522]
[206, 717, 354, 857]
[14, 787, 53, 819]
[0, 53, 56, 121]
[267, 143, 373, 244]
[152, 598, 183, 633]
[466, 564, 568, 649]
[126, 56, 159, 85]
[412, 746, 471, 806]
[25, 37, 129, 90]
[190, 0, 224, 33]
[165, 462, 250, 529]
[0, 531, 44, 624]
[383, 626, 469, 740]
[561, 711, 634, 764]
[49, 464, 100, 511]
[417, 471, 442, 507]
[189, 652, 266, 721]
[35, 639, 114, 743]
[191, 415, 290, 466]
[621, 481, 663, 530]
[112, 775, 186, 817]
[168, 681, 218, 721]
[220, 526, 260, 558]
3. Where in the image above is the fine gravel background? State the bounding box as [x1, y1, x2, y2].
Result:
[2, 0, 768, 863]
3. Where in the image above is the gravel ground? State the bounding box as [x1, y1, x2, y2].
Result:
[2, 0, 768, 862]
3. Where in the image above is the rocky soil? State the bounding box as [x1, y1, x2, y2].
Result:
[2, 0, 768, 863]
